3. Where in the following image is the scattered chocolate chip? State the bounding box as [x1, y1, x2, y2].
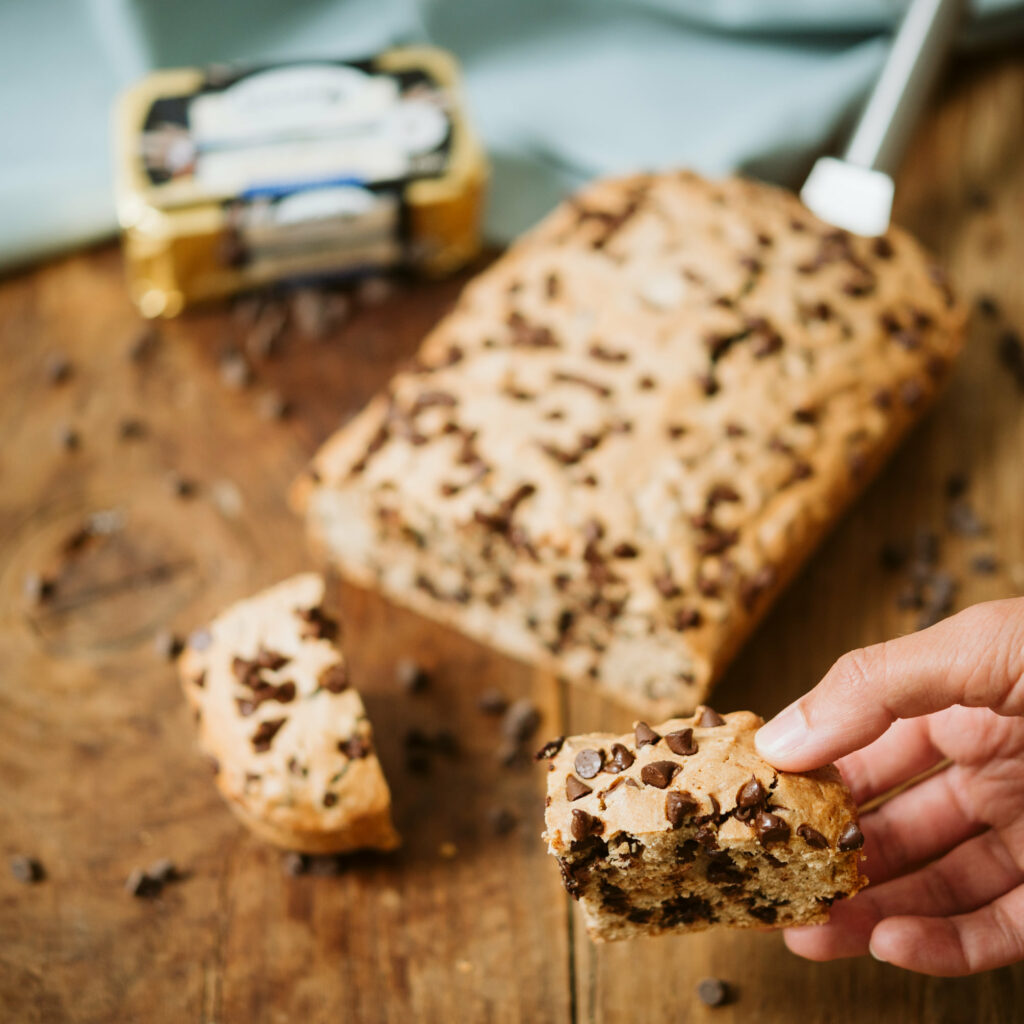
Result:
[570, 809, 603, 841]
[566, 775, 593, 801]
[22, 571, 56, 605]
[146, 858, 178, 884]
[489, 807, 518, 835]
[167, 474, 197, 499]
[611, 542, 639, 559]
[640, 761, 680, 789]
[502, 699, 541, 743]
[534, 736, 565, 760]
[574, 749, 604, 779]
[970, 553, 999, 575]
[736, 777, 767, 809]
[282, 851, 309, 877]
[395, 658, 430, 693]
[879, 541, 909, 572]
[153, 629, 183, 660]
[295, 605, 339, 641]
[118, 417, 147, 440]
[753, 811, 790, 844]
[673, 608, 702, 631]
[323, 792, 338, 808]
[696, 706, 725, 728]
[339, 735, 371, 760]
[605, 743, 635, 773]
[664, 729, 697, 756]
[312, 661, 346, 694]
[124, 867, 162, 899]
[665, 790, 697, 828]
[54, 423, 80, 451]
[45, 352, 73, 385]
[9, 856, 44, 884]
[837, 821, 865, 851]
[634, 722, 660, 747]
[797, 824, 829, 849]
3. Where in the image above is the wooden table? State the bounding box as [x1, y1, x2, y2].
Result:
[2, 50, 1023, 1024]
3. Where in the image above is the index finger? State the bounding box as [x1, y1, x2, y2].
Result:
[754, 598, 1024, 772]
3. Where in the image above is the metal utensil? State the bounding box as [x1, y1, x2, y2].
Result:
[801, 0, 964, 236]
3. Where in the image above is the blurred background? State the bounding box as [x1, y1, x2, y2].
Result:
[3, 0, 1024, 272]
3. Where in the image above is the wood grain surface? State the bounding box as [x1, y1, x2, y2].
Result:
[2, 50, 1023, 1024]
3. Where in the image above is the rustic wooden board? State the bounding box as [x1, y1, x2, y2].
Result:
[2, 50, 1023, 1024]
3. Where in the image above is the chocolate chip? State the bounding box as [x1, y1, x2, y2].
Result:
[736, 776, 767, 809]
[153, 629, 183, 660]
[479, 689, 509, 715]
[22, 571, 56, 605]
[797, 824, 829, 849]
[296, 605, 338, 641]
[118, 417, 147, 440]
[45, 352, 73, 385]
[282, 852, 309, 877]
[837, 821, 864, 851]
[665, 790, 698, 828]
[502, 699, 541, 743]
[879, 541, 909, 572]
[673, 608, 702, 631]
[54, 423, 80, 451]
[696, 977, 730, 1008]
[255, 647, 289, 671]
[251, 717, 286, 753]
[753, 811, 790, 844]
[257, 391, 291, 421]
[9, 856, 44, 884]
[634, 722, 660, 747]
[947, 499, 987, 537]
[696, 706, 725, 728]
[534, 736, 565, 760]
[125, 867, 162, 899]
[340, 735, 371, 760]
[612, 542, 638, 559]
[640, 761, 680, 789]
[395, 658, 430, 693]
[970, 553, 999, 575]
[167, 474, 197, 499]
[574, 749, 605, 779]
[570, 808, 603, 841]
[606, 743, 635, 773]
[997, 329, 1024, 389]
[664, 729, 697, 756]
[489, 807, 518, 835]
[323, 792, 338, 808]
[146, 858, 178, 884]
[900, 378, 924, 408]
[566, 775, 593, 801]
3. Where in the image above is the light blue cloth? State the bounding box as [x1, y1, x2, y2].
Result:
[1, 0, 1022, 271]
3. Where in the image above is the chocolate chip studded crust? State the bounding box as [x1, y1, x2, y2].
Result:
[541, 708, 867, 942]
[292, 171, 966, 718]
[178, 573, 399, 854]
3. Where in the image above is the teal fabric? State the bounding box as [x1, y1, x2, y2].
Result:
[1, 0, 1022, 271]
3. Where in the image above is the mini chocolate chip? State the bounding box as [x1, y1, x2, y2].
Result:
[971, 553, 999, 575]
[574, 748, 604, 779]
[665, 790, 698, 828]
[612, 542, 638, 559]
[797, 824, 829, 849]
[54, 423, 80, 451]
[697, 978, 730, 1008]
[125, 867, 162, 899]
[753, 811, 790, 845]
[606, 743, 635, 773]
[340, 736, 371, 760]
[396, 658, 430, 693]
[22, 572, 56, 605]
[696, 706, 725, 728]
[640, 761, 680, 789]
[323, 792, 338, 808]
[837, 821, 865, 851]
[947, 499, 987, 537]
[664, 729, 697, 756]
[153, 629, 183, 660]
[570, 809, 603, 841]
[45, 352, 73, 385]
[257, 391, 291, 421]
[634, 722, 660, 747]
[251, 717, 286, 753]
[736, 776, 767, 809]
[146, 858, 178, 884]
[118, 417, 147, 440]
[566, 775, 593, 801]
[673, 608, 702, 631]
[167, 474, 197, 499]
[534, 736, 565, 760]
[9, 856, 44, 884]
[879, 541, 909, 572]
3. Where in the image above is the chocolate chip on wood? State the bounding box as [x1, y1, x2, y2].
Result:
[294, 170, 967, 719]
[542, 708, 866, 941]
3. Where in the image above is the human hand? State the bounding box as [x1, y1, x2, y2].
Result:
[754, 598, 1024, 976]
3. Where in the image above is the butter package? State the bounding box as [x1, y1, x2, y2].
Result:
[114, 48, 487, 317]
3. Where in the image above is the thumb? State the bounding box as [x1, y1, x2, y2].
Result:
[755, 598, 1024, 772]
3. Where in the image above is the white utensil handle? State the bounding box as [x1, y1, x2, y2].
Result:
[845, 0, 963, 175]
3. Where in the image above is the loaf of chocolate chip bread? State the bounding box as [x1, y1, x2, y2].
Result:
[179, 573, 399, 854]
[292, 171, 966, 718]
[540, 708, 867, 941]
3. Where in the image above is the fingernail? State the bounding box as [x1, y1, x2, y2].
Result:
[869, 940, 887, 963]
[755, 703, 809, 760]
